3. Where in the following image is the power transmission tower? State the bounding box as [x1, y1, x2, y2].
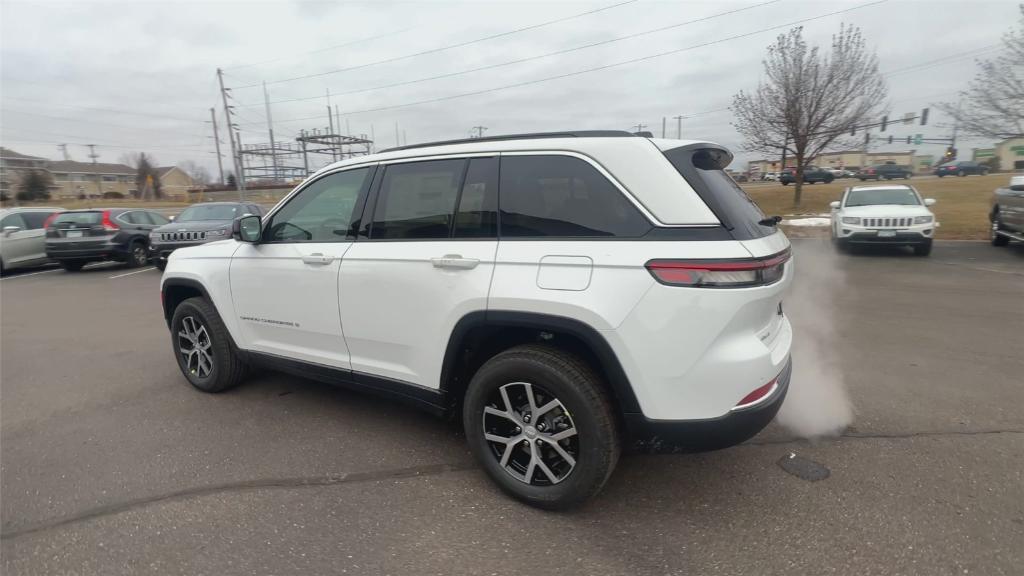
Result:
[471, 126, 487, 138]
[57, 144, 70, 160]
[209, 107, 225, 185]
[217, 67, 244, 198]
[673, 115, 685, 139]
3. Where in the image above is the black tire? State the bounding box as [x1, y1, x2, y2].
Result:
[781, 181, 789, 186]
[154, 259, 167, 271]
[126, 240, 148, 268]
[991, 213, 1010, 246]
[904, 173, 911, 179]
[937, 174, 944, 178]
[170, 296, 248, 393]
[60, 260, 85, 272]
[957, 170, 966, 177]
[913, 241, 933, 257]
[463, 344, 620, 510]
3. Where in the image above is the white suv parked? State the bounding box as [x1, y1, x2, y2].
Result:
[830, 184, 937, 256]
[160, 131, 793, 509]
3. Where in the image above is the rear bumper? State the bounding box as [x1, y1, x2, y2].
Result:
[625, 357, 792, 452]
[46, 242, 127, 261]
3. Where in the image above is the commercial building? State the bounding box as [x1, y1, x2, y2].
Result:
[972, 137, 1024, 171]
[748, 150, 923, 177]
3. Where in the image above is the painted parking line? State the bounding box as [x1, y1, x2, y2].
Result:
[0, 268, 62, 281]
[108, 267, 155, 279]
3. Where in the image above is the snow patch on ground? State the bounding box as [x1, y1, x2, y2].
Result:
[781, 217, 831, 227]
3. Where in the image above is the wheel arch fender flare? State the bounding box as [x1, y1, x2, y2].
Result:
[440, 310, 643, 415]
[161, 277, 213, 326]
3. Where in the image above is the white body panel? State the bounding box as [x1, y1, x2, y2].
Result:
[340, 240, 497, 387]
[830, 186, 937, 240]
[161, 240, 243, 339]
[0, 208, 62, 270]
[230, 242, 353, 368]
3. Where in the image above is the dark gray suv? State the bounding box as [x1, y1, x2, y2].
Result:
[150, 202, 264, 270]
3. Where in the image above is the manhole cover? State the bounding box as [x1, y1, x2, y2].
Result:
[778, 453, 830, 481]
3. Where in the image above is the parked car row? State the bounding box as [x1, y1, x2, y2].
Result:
[0, 202, 264, 274]
[990, 175, 1024, 246]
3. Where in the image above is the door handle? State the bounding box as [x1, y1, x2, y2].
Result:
[301, 252, 334, 265]
[431, 254, 479, 270]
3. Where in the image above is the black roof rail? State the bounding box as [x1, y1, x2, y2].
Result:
[378, 130, 642, 153]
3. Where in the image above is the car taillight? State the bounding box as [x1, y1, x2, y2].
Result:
[645, 249, 790, 288]
[101, 211, 119, 231]
[733, 376, 780, 410]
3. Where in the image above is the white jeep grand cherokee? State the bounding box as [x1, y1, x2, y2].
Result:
[830, 184, 938, 256]
[160, 131, 793, 509]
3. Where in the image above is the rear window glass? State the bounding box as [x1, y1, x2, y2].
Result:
[662, 146, 769, 240]
[499, 155, 650, 238]
[53, 212, 101, 225]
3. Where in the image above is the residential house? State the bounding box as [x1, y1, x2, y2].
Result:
[156, 166, 195, 200]
[0, 147, 50, 197]
[47, 160, 137, 199]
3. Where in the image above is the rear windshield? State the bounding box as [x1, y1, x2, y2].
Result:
[662, 146, 769, 240]
[52, 212, 101, 225]
[846, 188, 920, 207]
[176, 204, 243, 222]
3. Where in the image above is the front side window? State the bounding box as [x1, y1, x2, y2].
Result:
[1, 213, 28, 230]
[20, 212, 55, 229]
[499, 155, 650, 238]
[148, 212, 170, 225]
[265, 167, 372, 242]
[369, 159, 464, 240]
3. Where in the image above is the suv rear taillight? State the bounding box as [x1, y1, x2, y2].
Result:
[42, 213, 59, 229]
[101, 211, 119, 231]
[645, 249, 790, 288]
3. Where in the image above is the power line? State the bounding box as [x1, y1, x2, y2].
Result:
[253, 0, 888, 127]
[235, 0, 640, 89]
[882, 44, 1001, 77]
[242, 0, 781, 109]
[224, 27, 417, 71]
[1, 109, 209, 141]
[1, 97, 204, 123]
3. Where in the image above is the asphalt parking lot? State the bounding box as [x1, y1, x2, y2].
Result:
[2, 240, 1022, 576]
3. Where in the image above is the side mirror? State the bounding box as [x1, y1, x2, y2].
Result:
[829, 201, 840, 209]
[168, 215, 176, 222]
[232, 215, 261, 243]
[924, 198, 936, 206]
[3, 225, 21, 236]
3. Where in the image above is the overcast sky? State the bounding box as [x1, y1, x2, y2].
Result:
[1, 0, 1019, 177]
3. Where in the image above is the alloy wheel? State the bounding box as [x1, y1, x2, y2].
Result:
[178, 316, 214, 379]
[482, 381, 578, 485]
[133, 245, 147, 266]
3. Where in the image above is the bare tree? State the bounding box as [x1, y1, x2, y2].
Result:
[732, 24, 887, 205]
[937, 5, 1023, 140]
[134, 153, 163, 200]
[179, 160, 211, 186]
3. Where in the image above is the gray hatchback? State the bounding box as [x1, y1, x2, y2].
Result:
[149, 202, 264, 270]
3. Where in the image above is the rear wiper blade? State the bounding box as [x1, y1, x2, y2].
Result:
[758, 215, 782, 227]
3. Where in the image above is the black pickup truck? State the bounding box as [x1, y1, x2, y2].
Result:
[779, 166, 834, 185]
[991, 175, 1024, 246]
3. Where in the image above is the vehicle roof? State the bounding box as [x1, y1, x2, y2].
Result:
[849, 184, 914, 192]
[184, 201, 250, 207]
[309, 133, 723, 226]
[0, 206, 65, 213]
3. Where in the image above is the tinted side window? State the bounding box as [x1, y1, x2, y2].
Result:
[118, 211, 141, 224]
[454, 157, 498, 238]
[499, 155, 650, 238]
[1, 213, 28, 229]
[21, 212, 53, 229]
[266, 167, 372, 242]
[148, 212, 170, 225]
[370, 159, 464, 240]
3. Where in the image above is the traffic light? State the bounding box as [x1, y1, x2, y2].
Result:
[881, 115, 888, 131]
[920, 108, 929, 126]
[888, 135, 893, 144]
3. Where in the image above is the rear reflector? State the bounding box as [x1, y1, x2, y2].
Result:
[645, 248, 790, 288]
[733, 377, 779, 410]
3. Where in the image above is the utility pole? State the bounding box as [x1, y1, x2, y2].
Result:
[209, 107, 224, 185]
[57, 144, 70, 160]
[87, 144, 98, 163]
[661, 117, 666, 138]
[471, 126, 487, 138]
[395, 122, 400, 148]
[263, 82, 278, 181]
[327, 106, 337, 162]
[403, 129, 407, 147]
[87, 145, 101, 198]
[299, 129, 310, 176]
[673, 115, 685, 139]
[632, 123, 647, 134]
[217, 68, 243, 198]
[370, 124, 376, 153]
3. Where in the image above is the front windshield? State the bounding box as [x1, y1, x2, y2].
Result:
[176, 204, 242, 222]
[845, 188, 920, 207]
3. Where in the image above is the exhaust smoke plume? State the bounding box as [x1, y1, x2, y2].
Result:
[776, 241, 854, 438]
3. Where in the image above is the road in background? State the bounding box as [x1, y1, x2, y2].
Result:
[2, 241, 1022, 575]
